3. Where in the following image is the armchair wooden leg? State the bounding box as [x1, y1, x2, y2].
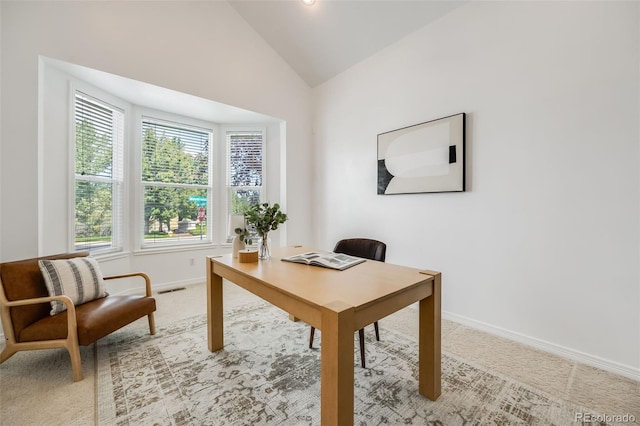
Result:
[358, 328, 365, 368]
[309, 327, 315, 348]
[67, 340, 83, 382]
[374, 321, 380, 341]
[0, 344, 18, 363]
[148, 312, 156, 335]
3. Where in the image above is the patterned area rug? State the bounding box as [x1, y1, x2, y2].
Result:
[96, 302, 601, 425]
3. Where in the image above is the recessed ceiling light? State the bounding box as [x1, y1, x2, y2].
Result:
[303, 0, 316, 6]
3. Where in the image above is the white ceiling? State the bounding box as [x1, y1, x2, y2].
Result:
[228, 0, 467, 87]
[44, 57, 280, 124]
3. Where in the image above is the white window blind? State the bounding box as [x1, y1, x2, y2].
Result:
[227, 130, 263, 213]
[227, 131, 263, 188]
[141, 118, 212, 247]
[74, 92, 124, 253]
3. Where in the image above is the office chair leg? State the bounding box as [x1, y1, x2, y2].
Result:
[309, 327, 315, 349]
[312, 325, 369, 367]
[374, 321, 380, 341]
[358, 328, 366, 368]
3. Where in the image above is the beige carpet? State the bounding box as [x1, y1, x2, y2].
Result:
[1, 282, 638, 425]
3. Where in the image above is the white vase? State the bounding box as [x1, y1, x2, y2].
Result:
[232, 236, 246, 258]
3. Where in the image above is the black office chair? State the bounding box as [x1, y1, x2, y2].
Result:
[309, 238, 387, 368]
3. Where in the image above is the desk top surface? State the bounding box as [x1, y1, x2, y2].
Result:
[209, 246, 437, 311]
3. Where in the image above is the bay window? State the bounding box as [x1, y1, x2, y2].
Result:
[71, 85, 268, 253]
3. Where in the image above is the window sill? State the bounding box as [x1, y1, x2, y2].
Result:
[134, 243, 220, 256]
[93, 251, 130, 262]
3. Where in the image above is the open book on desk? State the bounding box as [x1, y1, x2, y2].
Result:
[281, 251, 366, 271]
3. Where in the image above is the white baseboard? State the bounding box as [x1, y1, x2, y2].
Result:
[112, 277, 205, 296]
[147, 278, 204, 295]
[443, 310, 640, 382]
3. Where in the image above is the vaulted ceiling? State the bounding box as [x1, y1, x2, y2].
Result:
[228, 1, 467, 87]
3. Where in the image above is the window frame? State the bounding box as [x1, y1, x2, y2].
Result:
[223, 126, 267, 242]
[133, 108, 218, 251]
[69, 87, 128, 256]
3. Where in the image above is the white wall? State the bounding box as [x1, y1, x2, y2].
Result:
[312, 1, 639, 377]
[1, 2, 312, 285]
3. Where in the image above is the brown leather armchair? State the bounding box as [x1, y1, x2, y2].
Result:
[309, 238, 387, 368]
[0, 252, 156, 381]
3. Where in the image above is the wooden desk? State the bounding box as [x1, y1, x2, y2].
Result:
[207, 246, 441, 425]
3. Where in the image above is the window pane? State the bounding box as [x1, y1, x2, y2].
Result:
[75, 180, 113, 251]
[142, 119, 209, 186]
[75, 95, 113, 178]
[230, 189, 261, 215]
[143, 186, 209, 245]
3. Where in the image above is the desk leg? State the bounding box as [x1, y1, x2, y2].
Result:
[419, 272, 441, 400]
[207, 259, 224, 352]
[321, 301, 355, 425]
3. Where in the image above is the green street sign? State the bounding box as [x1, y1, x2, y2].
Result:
[189, 196, 207, 206]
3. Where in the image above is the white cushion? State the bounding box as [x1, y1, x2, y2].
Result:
[38, 257, 107, 316]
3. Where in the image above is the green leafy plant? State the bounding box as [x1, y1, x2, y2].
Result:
[244, 202, 288, 238]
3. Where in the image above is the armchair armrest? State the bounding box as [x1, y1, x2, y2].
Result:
[103, 272, 153, 297]
[0, 293, 78, 342]
[2, 293, 74, 309]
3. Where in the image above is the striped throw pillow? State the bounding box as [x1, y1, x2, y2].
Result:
[38, 257, 107, 316]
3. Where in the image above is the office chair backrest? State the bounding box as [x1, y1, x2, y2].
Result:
[333, 238, 386, 262]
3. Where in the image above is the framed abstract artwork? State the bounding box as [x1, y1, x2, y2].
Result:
[377, 113, 466, 195]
